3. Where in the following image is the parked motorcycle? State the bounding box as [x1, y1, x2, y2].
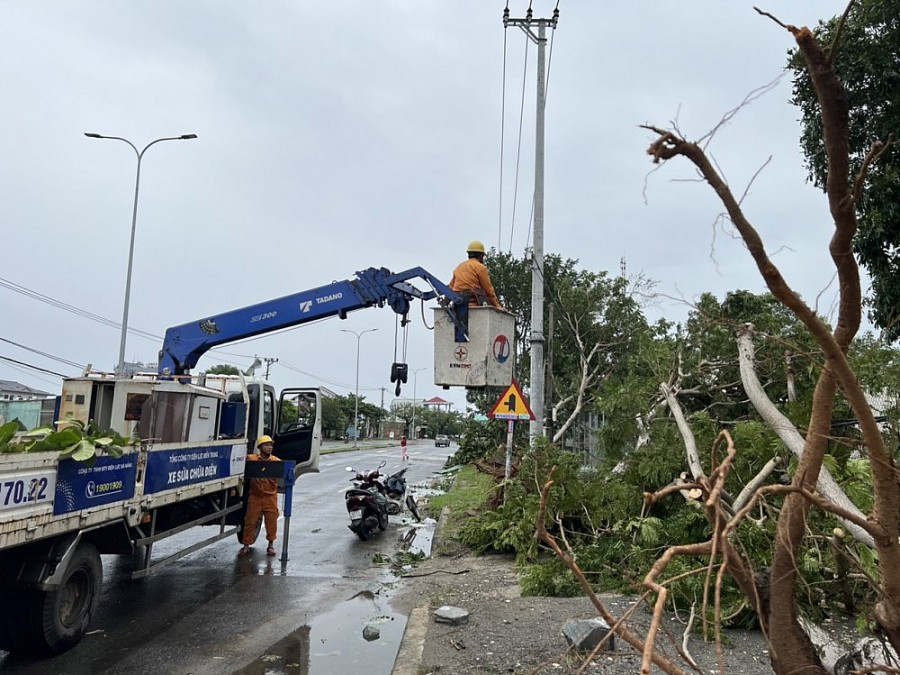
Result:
[345, 461, 421, 540]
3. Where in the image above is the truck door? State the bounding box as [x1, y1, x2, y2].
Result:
[273, 389, 321, 475]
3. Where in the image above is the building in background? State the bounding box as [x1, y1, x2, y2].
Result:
[423, 396, 453, 412]
[0, 380, 56, 429]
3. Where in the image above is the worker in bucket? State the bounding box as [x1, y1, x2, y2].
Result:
[238, 435, 281, 557]
[449, 240, 502, 309]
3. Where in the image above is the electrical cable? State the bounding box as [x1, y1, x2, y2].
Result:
[498, 10, 509, 252]
[507, 35, 530, 254]
[0, 355, 66, 378]
[497, 6, 560, 255]
[0, 336, 84, 369]
[0, 276, 162, 344]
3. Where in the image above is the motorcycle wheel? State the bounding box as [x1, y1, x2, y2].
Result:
[377, 510, 388, 530]
[406, 495, 422, 522]
[352, 524, 373, 541]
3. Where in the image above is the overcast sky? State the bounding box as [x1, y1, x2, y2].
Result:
[2, 1, 851, 413]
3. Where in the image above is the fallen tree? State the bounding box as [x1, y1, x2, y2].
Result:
[634, 4, 900, 673]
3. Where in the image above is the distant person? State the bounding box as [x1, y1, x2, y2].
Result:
[239, 435, 281, 557]
[450, 240, 502, 309]
[401, 435, 409, 462]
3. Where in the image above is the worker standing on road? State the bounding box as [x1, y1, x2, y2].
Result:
[449, 240, 503, 309]
[239, 435, 281, 557]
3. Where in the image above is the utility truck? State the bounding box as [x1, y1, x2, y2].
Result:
[0, 265, 514, 656]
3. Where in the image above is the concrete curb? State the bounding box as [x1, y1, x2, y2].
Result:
[391, 605, 431, 675]
[391, 505, 452, 675]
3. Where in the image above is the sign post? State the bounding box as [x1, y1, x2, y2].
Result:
[488, 379, 536, 483]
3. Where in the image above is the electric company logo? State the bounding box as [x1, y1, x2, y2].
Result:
[454, 346, 468, 360]
[493, 335, 510, 363]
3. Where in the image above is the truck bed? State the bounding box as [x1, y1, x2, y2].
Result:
[0, 441, 246, 551]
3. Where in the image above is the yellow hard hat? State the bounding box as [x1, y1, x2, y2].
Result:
[467, 240, 486, 254]
[257, 435, 274, 447]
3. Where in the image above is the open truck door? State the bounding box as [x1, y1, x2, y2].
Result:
[273, 388, 321, 476]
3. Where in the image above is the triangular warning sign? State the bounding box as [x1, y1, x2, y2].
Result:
[488, 379, 535, 421]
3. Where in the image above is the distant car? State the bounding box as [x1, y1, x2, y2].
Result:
[435, 434, 450, 447]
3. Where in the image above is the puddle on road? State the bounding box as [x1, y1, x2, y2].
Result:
[233, 626, 311, 674]
[241, 479, 445, 674]
[234, 592, 406, 675]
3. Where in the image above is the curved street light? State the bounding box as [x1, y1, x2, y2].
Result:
[85, 132, 198, 374]
[341, 327, 378, 448]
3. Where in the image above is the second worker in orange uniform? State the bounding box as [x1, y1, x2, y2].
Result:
[238, 435, 281, 557]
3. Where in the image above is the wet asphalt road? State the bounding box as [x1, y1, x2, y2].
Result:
[0, 440, 450, 675]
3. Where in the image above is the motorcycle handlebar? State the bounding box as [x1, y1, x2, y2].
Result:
[350, 470, 382, 481]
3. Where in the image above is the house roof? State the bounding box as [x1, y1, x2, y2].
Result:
[0, 380, 52, 398]
[423, 396, 450, 405]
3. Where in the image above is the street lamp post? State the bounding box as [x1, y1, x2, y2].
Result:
[411, 367, 427, 442]
[341, 328, 378, 448]
[85, 132, 197, 375]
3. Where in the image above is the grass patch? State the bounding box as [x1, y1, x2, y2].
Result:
[428, 466, 496, 542]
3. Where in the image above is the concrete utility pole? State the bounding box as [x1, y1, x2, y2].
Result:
[503, 5, 559, 442]
[263, 357, 279, 380]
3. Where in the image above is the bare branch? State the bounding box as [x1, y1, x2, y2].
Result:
[738, 155, 773, 206]
[536, 467, 687, 675]
[827, 0, 860, 67]
[753, 7, 788, 30]
[852, 136, 895, 204]
[661, 383, 704, 480]
[733, 456, 782, 511]
[736, 325, 875, 547]
[698, 75, 785, 150]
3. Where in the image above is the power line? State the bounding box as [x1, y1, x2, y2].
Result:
[0, 276, 161, 341]
[0, 336, 84, 369]
[0, 355, 66, 378]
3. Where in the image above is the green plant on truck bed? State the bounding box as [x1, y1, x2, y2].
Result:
[0, 419, 136, 465]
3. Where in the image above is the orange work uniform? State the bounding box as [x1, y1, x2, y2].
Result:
[449, 257, 500, 308]
[241, 452, 281, 546]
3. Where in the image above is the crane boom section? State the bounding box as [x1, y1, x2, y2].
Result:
[158, 266, 461, 376]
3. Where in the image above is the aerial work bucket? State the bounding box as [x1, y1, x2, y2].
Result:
[433, 306, 515, 388]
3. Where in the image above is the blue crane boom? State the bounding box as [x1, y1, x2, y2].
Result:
[157, 266, 464, 376]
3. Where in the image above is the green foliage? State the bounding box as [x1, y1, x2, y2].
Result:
[0, 419, 136, 465]
[447, 417, 508, 466]
[789, 0, 900, 338]
[321, 397, 347, 439]
[520, 557, 583, 597]
[205, 364, 240, 375]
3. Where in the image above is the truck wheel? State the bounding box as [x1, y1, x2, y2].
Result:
[10, 542, 102, 655]
[237, 514, 263, 544]
[40, 542, 103, 654]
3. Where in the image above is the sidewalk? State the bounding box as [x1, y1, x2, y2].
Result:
[389, 512, 777, 674]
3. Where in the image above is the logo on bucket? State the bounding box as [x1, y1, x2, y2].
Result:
[493, 335, 511, 363]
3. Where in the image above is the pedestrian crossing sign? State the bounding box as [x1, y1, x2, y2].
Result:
[488, 379, 535, 421]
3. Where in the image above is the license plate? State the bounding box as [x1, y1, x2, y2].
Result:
[349, 510, 362, 520]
